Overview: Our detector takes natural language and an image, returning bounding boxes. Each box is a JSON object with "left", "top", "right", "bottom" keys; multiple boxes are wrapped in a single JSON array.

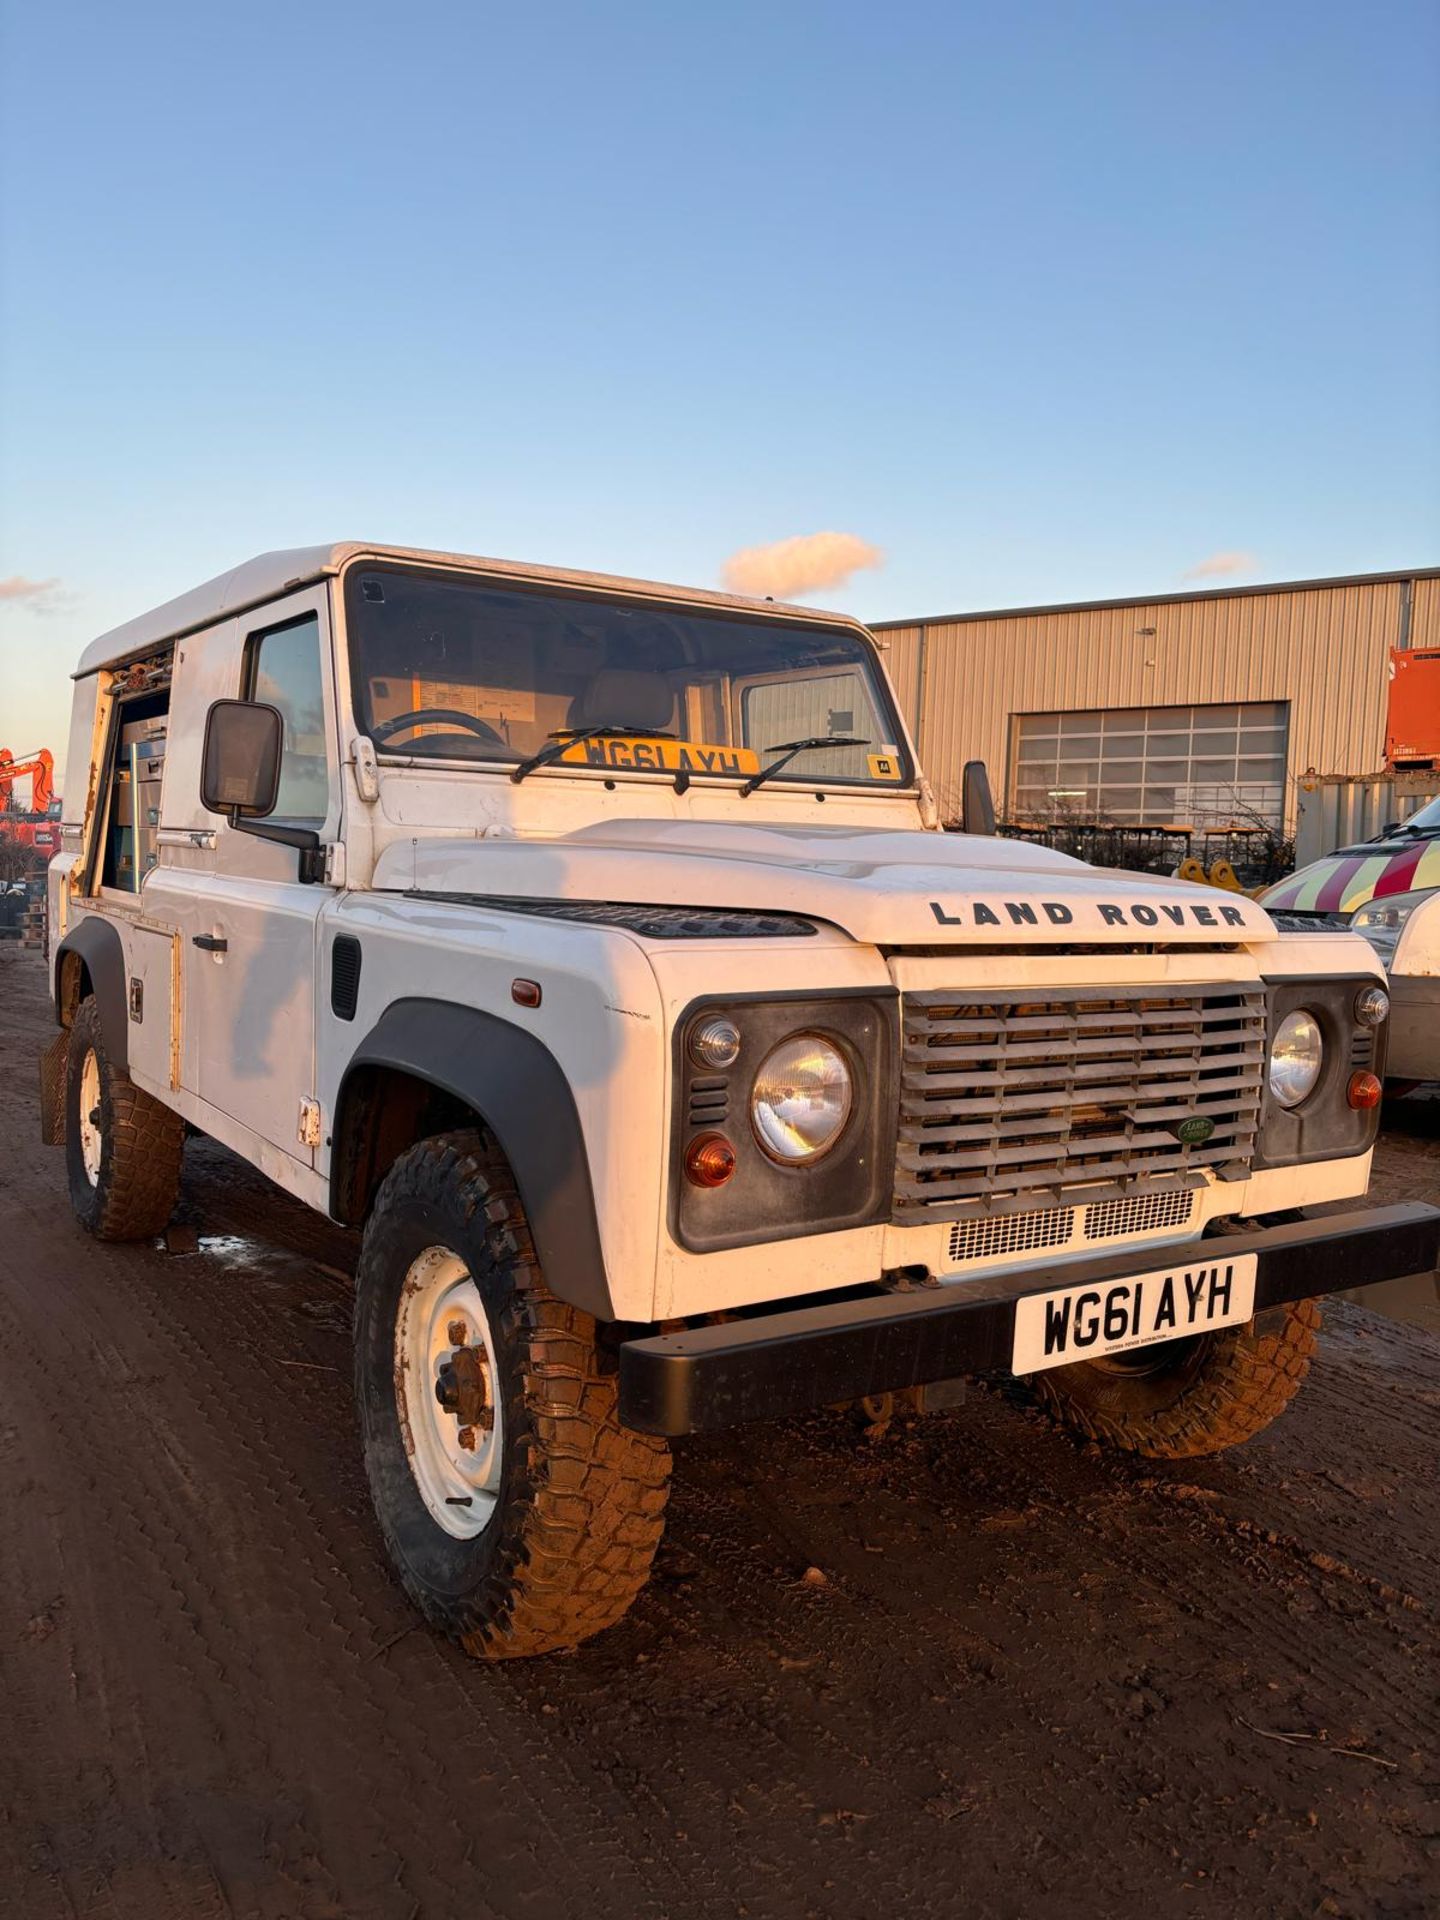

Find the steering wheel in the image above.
[{"left": 370, "top": 707, "right": 507, "bottom": 748}]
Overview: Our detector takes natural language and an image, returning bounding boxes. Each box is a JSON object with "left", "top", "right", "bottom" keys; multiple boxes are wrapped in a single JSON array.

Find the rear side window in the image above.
[{"left": 246, "top": 615, "right": 329, "bottom": 825}]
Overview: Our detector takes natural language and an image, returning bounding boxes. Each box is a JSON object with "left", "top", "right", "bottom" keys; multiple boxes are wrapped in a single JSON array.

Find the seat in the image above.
[{"left": 568, "top": 668, "right": 674, "bottom": 734}]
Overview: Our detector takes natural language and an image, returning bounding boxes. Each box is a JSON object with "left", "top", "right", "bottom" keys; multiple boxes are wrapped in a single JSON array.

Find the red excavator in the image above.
[{"left": 0, "top": 747, "right": 60, "bottom": 873}]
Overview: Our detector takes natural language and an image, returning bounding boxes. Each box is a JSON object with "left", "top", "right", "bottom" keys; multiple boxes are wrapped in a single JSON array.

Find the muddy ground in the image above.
[{"left": 1, "top": 945, "right": 1437, "bottom": 1920}]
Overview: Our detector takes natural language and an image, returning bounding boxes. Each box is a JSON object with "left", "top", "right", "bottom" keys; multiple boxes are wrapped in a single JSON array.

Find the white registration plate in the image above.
[{"left": 1011, "top": 1253, "right": 1258, "bottom": 1374}]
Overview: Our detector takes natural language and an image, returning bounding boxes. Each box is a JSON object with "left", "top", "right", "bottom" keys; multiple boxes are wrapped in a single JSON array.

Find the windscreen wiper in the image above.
[
  {"left": 738, "top": 735, "right": 871, "bottom": 798},
  {"left": 1364, "top": 817, "right": 1440, "bottom": 843},
  {"left": 511, "top": 724, "right": 676, "bottom": 784}
]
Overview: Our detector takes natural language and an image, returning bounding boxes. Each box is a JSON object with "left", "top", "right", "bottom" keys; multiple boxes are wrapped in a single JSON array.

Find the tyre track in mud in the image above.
[
  {"left": 0, "top": 1147, "right": 697, "bottom": 1920},
  {"left": 3, "top": 947, "right": 1439, "bottom": 1920}
]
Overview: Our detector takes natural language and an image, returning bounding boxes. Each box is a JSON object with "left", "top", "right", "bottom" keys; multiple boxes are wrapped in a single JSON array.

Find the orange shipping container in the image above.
[{"left": 1388, "top": 647, "right": 1440, "bottom": 770}]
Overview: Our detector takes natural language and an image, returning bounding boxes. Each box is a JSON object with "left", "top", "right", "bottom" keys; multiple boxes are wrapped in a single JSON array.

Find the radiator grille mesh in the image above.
[
  {"left": 900, "top": 984, "right": 1265, "bottom": 1222},
  {"left": 1083, "top": 1189, "right": 1196, "bottom": 1240},
  {"left": 948, "top": 1207, "right": 1075, "bottom": 1264},
  {"left": 945, "top": 1188, "right": 1199, "bottom": 1266}
]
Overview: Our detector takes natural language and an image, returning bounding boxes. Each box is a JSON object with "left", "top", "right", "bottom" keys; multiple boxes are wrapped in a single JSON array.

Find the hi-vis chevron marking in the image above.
[{"left": 1263, "top": 839, "right": 1440, "bottom": 914}]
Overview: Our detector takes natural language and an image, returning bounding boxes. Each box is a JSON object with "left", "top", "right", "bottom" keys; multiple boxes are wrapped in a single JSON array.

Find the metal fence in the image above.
[{"left": 997, "top": 821, "right": 1292, "bottom": 887}]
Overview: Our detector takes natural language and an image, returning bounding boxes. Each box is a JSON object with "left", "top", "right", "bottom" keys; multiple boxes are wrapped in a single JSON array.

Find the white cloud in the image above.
[
  {"left": 0, "top": 575, "right": 67, "bottom": 613},
  {"left": 721, "top": 531, "right": 884, "bottom": 601},
  {"left": 1181, "top": 550, "right": 1259, "bottom": 582}
]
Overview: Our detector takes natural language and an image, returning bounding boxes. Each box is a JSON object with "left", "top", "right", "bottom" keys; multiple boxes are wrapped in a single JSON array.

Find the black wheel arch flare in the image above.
[
  {"left": 53, "top": 916, "right": 130, "bottom": 1072},
  {"left": 332, "top": 997, "right": 613, "bottom": 1320}
]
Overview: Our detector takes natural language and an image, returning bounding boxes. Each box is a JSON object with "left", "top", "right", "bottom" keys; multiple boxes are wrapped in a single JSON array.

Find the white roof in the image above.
[{"left": 77, "top": 541, "right": 857, "bottom": 675}]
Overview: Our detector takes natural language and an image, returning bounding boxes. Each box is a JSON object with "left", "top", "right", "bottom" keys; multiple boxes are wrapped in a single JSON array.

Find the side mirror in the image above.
[
  {"left": 961, "top": 759, "right": 997, "bottom": 836},
  {"left": 201, "top": 700, "right": 283, "bottom": 818}
]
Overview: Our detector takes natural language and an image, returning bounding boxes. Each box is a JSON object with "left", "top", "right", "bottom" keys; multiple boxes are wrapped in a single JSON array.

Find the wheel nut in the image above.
[
  {"left": 446, "top": 1319, "right": 468, "bottom": 1347},
  {"left": 457, "top": 1425, "right": 477, "bottom": 1451}
]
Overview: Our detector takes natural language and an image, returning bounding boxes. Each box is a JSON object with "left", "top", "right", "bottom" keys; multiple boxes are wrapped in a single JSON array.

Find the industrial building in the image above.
[{"left": 874, "top": 567, "right": 1440, "bottom": 837}]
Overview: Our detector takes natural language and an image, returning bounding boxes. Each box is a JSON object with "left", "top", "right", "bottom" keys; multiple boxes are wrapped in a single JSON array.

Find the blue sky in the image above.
[{"left": 3, "top": 0, "right": 1438, "bottom": 787}]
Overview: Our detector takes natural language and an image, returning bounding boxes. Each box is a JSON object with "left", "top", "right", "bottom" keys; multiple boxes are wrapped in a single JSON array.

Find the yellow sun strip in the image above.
[{"left": 556, "top": 735, "right": 761, "bottom": 776}]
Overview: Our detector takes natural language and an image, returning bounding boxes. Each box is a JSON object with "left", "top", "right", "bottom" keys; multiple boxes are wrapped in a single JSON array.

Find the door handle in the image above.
[{"left": 192, "top": 934, "right": 228, "bottom": 952}]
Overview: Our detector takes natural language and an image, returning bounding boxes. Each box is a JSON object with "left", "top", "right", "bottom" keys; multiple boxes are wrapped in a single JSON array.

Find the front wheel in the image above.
[
  {"left": 1027, "top": 1299, "right": 1321, "bottom": 1458},
  {"left": 354, "top": 1130, "right": 671, "bottom": 1658}
]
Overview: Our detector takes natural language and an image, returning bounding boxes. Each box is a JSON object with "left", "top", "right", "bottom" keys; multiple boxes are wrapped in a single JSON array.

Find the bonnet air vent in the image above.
[{"left": 331, "top": 935, "right": 362, "bottom": 1021}]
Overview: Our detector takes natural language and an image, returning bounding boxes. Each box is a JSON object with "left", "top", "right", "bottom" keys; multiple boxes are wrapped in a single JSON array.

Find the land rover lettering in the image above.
[{"left": 928, "top": 897, "right": 1251, "bottom": 931}]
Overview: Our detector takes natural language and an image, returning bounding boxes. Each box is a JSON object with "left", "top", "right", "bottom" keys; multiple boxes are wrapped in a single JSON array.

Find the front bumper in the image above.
[{"left": 618, "top": 1203, "right": 1440, "bottom": 1436}]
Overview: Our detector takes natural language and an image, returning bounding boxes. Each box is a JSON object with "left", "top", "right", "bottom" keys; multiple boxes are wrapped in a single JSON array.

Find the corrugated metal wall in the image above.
[
  {"left": 1410, "top": 574, "right": 1440, "bottom": 649},
  {"left": 873, "top": 627, "right": 923, "bottom": 725},
  {"left": 876, "top": 575, "right": 1438, "bottom": 826}
]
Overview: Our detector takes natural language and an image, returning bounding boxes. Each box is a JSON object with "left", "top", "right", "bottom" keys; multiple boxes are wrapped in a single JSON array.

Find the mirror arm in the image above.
[
  {"left": 961, "top": 759, "right": 997, "bottom": 837},
  {"left": 228, "top": 812, "right": 326, "bottom": 882}
]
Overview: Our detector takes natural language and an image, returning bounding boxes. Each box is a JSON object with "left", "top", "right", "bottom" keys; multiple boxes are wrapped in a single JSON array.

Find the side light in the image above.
[
  {"left": 689, "top": 1017, "right": 742, "bottom": 1070},
  {"left": 1346, "top": 1070, "right": 1383, "bottom": 1111},
  {"left": 685, "top": 1133, "right": 737, "bottom": 1188},
  {"left": 1353, "top": 984, "right": 1390, "bottom": 1027}
]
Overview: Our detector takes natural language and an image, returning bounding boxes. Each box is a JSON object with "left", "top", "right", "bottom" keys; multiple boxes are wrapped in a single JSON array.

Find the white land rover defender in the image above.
[{"left": 42, "top": 544, "right": 1440, "bottom": 1658}]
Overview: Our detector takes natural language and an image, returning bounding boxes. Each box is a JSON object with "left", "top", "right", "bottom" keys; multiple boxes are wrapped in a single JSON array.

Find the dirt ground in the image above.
[{"left": 2, "top": 945, "right": 1437, "bottom": 1920}]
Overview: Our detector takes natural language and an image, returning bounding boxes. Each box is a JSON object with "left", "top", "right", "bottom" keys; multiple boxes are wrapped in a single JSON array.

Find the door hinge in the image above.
[
  {"left": 351, "top": 734, "right": 380, "bottom": 804},
  {"left": 297, "top": 1098, "right": 323, "bottom": 1149}
]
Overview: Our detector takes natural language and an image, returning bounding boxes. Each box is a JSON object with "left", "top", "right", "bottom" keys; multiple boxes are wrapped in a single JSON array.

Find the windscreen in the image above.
[
  {"left": 344, "top": 566, "right": 911, "bottom": 789},
  {"left": 1397, "top": 793, "right": 1440, "bottom": 834}
]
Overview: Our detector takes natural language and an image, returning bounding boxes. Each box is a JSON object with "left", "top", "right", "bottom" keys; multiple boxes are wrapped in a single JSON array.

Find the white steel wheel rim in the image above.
[
  {"left": 79, "top": 1048, "right": 103, "bottom": 1185},
  {"left": 394, "top": 1246, "right": 503, "bottom": 1540}
]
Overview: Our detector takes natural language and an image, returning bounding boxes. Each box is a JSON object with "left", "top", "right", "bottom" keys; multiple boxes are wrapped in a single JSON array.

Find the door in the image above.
[{"left": 177, "top": 592, "right": 339, "bottom": 1164}]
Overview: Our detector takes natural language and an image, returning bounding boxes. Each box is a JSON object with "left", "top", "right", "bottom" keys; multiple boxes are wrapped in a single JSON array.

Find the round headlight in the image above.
[
  {"left": 751, "top": 1033, "right": 853, "bottom": 1163},
  {"left": 1269, "top": 1009, "right": 1323, "bottom": 1109}
]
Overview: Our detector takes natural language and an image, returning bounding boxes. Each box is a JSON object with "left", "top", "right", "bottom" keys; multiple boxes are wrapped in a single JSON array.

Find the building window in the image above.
[{"left": 1009, "top": 700, "right": 1289, "bottom": 829}]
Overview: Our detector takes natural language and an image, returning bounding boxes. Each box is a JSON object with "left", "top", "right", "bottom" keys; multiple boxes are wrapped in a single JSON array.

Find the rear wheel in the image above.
[
  {"left": 1028, "top": 1299, "right": 1321, "bottom": 1458},
  {"left": 65, "top": 997, "right": 185, "bottom": 1240},
  {"left": 354, "top": 1129, "right": 671, "bottom": 1658}
]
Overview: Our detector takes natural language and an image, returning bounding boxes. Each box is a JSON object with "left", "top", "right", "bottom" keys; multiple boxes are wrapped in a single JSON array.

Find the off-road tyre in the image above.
[
  {"left": 354, "top": 1129, "right": 671, "bottom": 1658},
  {"left": 1028, "top": 1300, "right": 1321, "bottom": 1459},
  {"left": 65, "top": 996, "right": 185, "bottom": 1240}
]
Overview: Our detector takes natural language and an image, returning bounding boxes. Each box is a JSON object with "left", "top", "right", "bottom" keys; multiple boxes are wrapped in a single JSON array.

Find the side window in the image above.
[{"left": 246, "top": 615, "right": 330, "bottom": 826}]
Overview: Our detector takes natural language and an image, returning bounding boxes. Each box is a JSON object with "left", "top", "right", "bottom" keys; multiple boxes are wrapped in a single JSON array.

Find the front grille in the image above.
[
  {"left": 945, "top": 1189, "right": 1198, "bottom": 1266},
  {"left": 897, "top": 985, "right": 1266, "bottom": 1221}
]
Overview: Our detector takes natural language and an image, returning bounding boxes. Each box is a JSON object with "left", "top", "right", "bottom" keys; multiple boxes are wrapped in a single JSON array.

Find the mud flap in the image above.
[{"left": 39, "top": 1029, "right": 68, "bottom": 1145}]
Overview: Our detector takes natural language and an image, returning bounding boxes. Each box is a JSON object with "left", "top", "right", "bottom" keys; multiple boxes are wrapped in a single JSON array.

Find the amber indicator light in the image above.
[
  {"left": 511, "top": 979, "right": 542, "bottom": 1008},
  {"left": 1346, "top": 1070, "right": 1382, "bottom": 1111},
  {"left": 685, "top": 1133, "right": 737, "bottom": 1188}
]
